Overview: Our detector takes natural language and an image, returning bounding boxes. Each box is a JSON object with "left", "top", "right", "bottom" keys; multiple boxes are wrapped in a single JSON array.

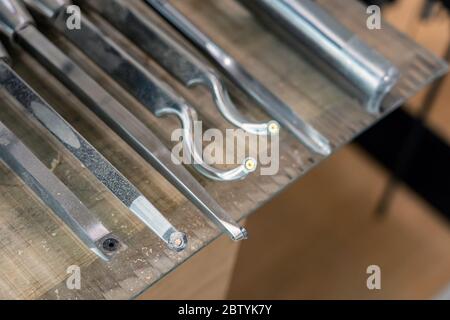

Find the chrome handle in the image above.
[
  {"left": 189, "top": 71, "right": 280, "bottom": 136},
  {"left": 156, "top": 103, "right": 257, "bottom": 182}
]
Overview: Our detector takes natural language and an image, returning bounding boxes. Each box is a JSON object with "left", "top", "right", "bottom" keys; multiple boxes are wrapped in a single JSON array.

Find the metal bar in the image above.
[
  {"left": 144, "top": 0, "right": 332, "bottom": 156},
  {"left": 0, "top": 1, "right": 187, "bottom": 251},
  {"left": 239, "top": 0, "right": 400, "bottom": 114},
  {"left": 0, "top": 117, "right": 120, "bottom": 261}
]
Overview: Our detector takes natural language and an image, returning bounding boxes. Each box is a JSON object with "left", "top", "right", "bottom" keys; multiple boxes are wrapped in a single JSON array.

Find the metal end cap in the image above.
[{"left": 168, "top": 231, "right": 188, "bottom": 252}]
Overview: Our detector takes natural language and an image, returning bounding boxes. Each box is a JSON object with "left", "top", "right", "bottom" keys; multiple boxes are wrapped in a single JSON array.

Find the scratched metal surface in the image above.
[{"left": 0, "top": 0, "right": 446, "bottom": 299}]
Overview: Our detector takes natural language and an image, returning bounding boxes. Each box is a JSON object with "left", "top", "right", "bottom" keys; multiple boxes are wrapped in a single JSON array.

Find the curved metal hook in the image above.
[
  {"left": 82, "top": 0, "right": 279, "bottom": 136},
  {"left": 155, "top": 103, "right": 257, "bottom": 182},
  {"left": 188, "top": 71, "right": 280, "bottom": 136}
]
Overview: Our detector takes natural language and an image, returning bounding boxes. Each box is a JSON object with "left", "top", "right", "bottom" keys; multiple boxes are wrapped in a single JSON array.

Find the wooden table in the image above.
[{"left": 0, "top": 0, "right": 446, "bottom": 299}]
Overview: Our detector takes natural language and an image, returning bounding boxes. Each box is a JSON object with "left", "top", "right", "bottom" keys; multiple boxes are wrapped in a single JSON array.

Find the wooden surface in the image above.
[
  {"left": 0, "top": 0, "right": 446, "bottom": 299},
  {"left": 140, "top": 232, "right": 243, "bottom": 300}
]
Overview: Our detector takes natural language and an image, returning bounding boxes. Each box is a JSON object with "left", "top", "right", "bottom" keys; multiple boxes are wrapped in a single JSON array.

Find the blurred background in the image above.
[{"left": 142, "top": 0, "right": 450, "bottom": 300}]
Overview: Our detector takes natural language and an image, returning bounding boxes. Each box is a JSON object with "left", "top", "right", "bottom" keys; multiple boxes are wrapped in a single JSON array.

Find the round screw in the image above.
[
  {"left": 244, "top": 158, "right": 257, "bottom": 172},
  {"left": 268, "top": 121, "right": 280, "bottom": 135},
  {"left": 169, "top": 232, "right": 187, "bottom": 252},
  {"left": 102, "top": 238, "right": 120, "bottom": 252}
]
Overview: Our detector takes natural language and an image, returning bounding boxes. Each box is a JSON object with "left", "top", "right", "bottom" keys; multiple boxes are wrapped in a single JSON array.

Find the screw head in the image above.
[
  {"left": 268, "top": 121, "right": 280, "bottom": 135},
  {"left": 102, "top": 238, "right": 120, "bottom": 252},
  {"left": 244, "top": 158, "right": 257, "bottom": 172},
  {"left": 169, "top": 232, "right": 187, "bottom": 252}
]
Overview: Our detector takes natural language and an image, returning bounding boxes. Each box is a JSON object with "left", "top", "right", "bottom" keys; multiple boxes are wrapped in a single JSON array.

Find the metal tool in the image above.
[
  {"left": 0, "top": 121, "right": 121, "bottom": 261},
  {"left": 84, "top": 0, "right": 279, "bottom": 137},
  {"left": 0, "top": 102, "right": 119, "bottom": 260},
  {"left": 1, "top": 0, "right": 247, "bottom": 241},
  {"left": 239, "top": 0, "right": 400, "bottom": 114},
  {"left": 0, "top": 8, "right": 187, "bottom": 252},
  {"left": 26, "top": 0, "right": 257, "bottom": 182},
  {"left": 144, "top": 0, "right": 331, "bottom": 156}
]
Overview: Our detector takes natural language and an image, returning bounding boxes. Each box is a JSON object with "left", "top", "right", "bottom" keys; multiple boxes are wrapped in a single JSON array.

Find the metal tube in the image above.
[{"left": 240, "top": 0, "right": 400, "bottom": 113}]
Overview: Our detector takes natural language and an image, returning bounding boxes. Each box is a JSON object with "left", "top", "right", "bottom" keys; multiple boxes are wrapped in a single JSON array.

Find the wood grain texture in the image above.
[{"left": 0, "top": 0, "right": 446, "bottom": 299}]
